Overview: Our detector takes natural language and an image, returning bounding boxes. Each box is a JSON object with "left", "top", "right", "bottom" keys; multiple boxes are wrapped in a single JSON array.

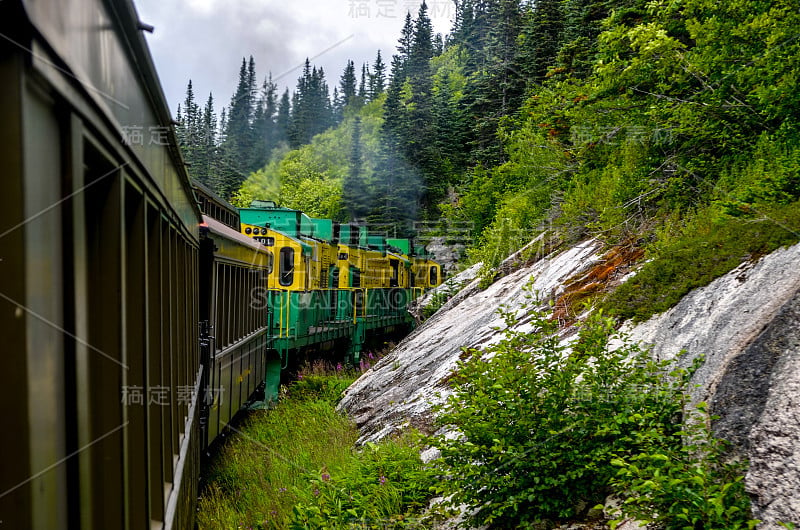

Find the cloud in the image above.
[{"left": 135, "top": 0, "right": 453, "bottom": 113}]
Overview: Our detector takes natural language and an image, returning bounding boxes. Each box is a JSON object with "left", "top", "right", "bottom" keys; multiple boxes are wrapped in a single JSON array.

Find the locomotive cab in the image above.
[{"left": 240, "top": 221, "right": 311, "bottom": 291}]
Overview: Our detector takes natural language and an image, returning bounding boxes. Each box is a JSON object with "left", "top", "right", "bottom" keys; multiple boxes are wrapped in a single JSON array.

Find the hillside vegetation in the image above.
[{"left": 200, "top": 0, "right": 799, "bottom": 321}]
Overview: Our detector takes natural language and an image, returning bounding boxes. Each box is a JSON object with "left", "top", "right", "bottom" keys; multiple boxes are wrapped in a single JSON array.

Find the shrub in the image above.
[
  {"left": 430, "top": 295, "right": 754, "bottom": 528},
  {"left": 608, "top": 404, "right": 757, "bottom": 530},
  {"left": 422, "top": 278, "right": 466, "bottom": 318},
  {"left": 602, "top": 201, "right": 800, "bottom": 322}
]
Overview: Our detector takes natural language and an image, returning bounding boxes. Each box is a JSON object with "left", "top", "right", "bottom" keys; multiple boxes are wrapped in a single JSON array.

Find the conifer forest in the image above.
[{"left": 176, "top": 0, "right": 800, "bottom": 317}]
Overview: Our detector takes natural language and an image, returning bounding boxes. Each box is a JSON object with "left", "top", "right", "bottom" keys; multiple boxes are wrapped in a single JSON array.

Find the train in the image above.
[
  {"left": 194, "top": 183, "right": 442, "bottom": 448},
  {"left": 0, "top": 1, "right": 441, "bottom": 529}
]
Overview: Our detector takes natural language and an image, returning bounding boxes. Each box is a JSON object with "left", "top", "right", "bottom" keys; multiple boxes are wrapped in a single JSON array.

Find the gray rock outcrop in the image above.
[
  {"left": 339, "top": 238, "right": 604, "bottom": 442},
  {"left": 621, "top": 243, "right": 800, "bottom": 525},
  {"left": 339, "top": 239, "right": 800, "bottom": 527}
]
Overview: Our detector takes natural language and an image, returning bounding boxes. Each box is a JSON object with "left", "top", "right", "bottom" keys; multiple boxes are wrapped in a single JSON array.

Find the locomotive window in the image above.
[
  {"left": 279, "top": 247, "right": 294, "bottom": 286},
  {"left": 429, "top": 266, "right": 438, "bottom": 286},
  {"left": 390, "top": 260, "right": 399, "bottom": 287}
]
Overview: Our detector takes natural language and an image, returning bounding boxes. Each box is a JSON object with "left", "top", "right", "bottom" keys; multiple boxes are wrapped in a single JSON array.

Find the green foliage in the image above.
[
  {"left": 432, "top": 301, "right": 695, "bottom": 527},
  {"left": 197, "top": 393, "right": 358, "bottom": 528},
  {"left": 290, "top": 433, "right": 436, "bottom": 529},
  {"left": 608, "top": 404, "right": 758, "bottom": 530},
  {"left": 421, "top": 277, "right": 466, "bottom": 319},
  {"left": 441, "top": 0, "right": 800, "bottom": 312},
  {"left": 603, "top": 200, "right": 800, "bottom": 322},
  {"left": 430, "top": 296, "right": 754, "bottom": 528},
  {"left": 237, "top": 102, "right": 385, "bottom": 219},
  {"left": 197, "top": 371, "right": 435, "bottom": 530},
  {"left": 289, "top": 374, "right": 356, "bottom": 404}
]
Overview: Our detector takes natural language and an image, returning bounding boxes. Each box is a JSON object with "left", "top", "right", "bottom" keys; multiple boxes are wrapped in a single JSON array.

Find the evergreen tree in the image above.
[
  {"left": 432, "top": 72, "right": 468, "bottom": 177},
  {"left": 397, "top": 12, "right": 415, "bottom": 61},
  {"left": 368, "top": 50, "right": 386, "bottom": 100},
  {"left": 276, "top": 88, "right": 291, "bottom": 146},
  {"left": 178, "top": 80, "right": 203, "bottom": 181},
  {"left": 289, "top": 59, "right": 334, "bottom": 147},
  {"left": 199, "top": 92, "right": 217, "bottom": 187},
  {"left": 558, "top": 0, "right": 612, "bottom": 77},
  {"left": 433, "top": 33, "right": 444, "bottom": 55},
  {"left": 406, "top": 1, "right": 440, "bottom": 208},
  {"left": 358, "top": 63, "right": 368, "bottom": 102},
  {"left": 251, "top": 75, "right": 278, "bottom": 170},
  {"left": 343, "top": 117, "right": 370, "bottom": 220},
  {"left": 222, "top": 56, "right": 258, "bottom": 192},
  {"left": 458, "top": 0, "right": 525, "bottom": 166},
  {"left": 332, "top": 86, "right": 343, "bottom": 124},
  {"left": 451, "top": 0, "right": 476, "bottom": 46},
  {"left": 519, "top": 0, "right": 565, "bottom": 84},
  {"left": 409, "top": 1, "right": 434, "bottom": 76},
  {"left": 339, "top": 60, "right": 357, "bottom": 108}
]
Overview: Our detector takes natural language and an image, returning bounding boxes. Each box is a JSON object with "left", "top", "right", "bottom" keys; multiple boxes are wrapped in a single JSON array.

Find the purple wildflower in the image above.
[
  {"left": 278, "top": 487, "right": 287, "bottom": 493},
  {"left": 313, "top": 488, "right": 320, "bottom": 496},
  {"left": 379, "top": 475, "right": 387, "bottom": 485},
  {"left": 321, "top": 472, "right": 331, "bottom": 482}
]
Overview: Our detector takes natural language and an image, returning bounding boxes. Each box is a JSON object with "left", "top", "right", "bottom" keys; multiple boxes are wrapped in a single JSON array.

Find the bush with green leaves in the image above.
[
  {"left": 602, "top": 199, "right": 800, "bottom": 322},
  {"left": 422, "top": 278, "right": 467, "bottom": 319},
  {"left": 430, "top": 298, "right": 754, "bottom": 528},
  {"left": 608, "top": 403, "right": 757, "bottom": 530}
]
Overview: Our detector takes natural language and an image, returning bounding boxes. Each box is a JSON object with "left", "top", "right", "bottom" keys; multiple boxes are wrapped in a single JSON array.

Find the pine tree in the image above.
[
  {"left": 410, "top": 1, "right": 434, "bottom": 76},
  {"left": 519, "top": 0, "right": 564, "bottom": 84},
  {"left": 559, "top": 0, "right": 611, "bottom": 77},
  {"left": 199, "top": 92, "right": 217, "bottom": 187},
  {"left": 358, "top": 63, "right": 368, "bottom": 102},
  {"left": 407, "top": 1, "right": 440, "bottom": 208},
  {"left": 178, "top": 80, "right": 202, "bottom": 181},
  {"left": 175, "top": 103, "right": 184, "bottom": 144},
  {"left": 339, "top": 60, "right": 357, "bottom": 108},
  {"left": 224, "top": 56, "right": 257, "bottom": 185},
  {"left": 343, "top": 117, "right": 370, "bottom": 220},
  {"left": 289, "top": 59, "right": 334, "bottom": 147},
  {"left": 251, "top": 75, "right": 278, "bottom": 171},
  {"left": 332, "top": 86, "right": 343, "bottom": 124},
  {"left": 397, "top": 12, "right": 415, "bottom": 61},
  {"left": 457, "top": 0, "right": 525, "bottom": 166},
  {"left": 288, "top": 60, "right": 312, "bottom": 148},
  {"left": 433, "top": 33, "right": 444, "bottom": 55},
  {"left": 369, "top": 50, "right": 386, "bottom": 100},
  {"left": 276, "top": 88, "right": 291, "bottom": 146},
  {"left": 452, "top": 0, "right": 474, "bottom": 43}
]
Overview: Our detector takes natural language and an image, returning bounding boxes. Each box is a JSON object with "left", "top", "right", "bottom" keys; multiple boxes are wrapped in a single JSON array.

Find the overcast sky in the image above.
[{"left": 134, "top": 0, "right": 455, "bottom": 116}]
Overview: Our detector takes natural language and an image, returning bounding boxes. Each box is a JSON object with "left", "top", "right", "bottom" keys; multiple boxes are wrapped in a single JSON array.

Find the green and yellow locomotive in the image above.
[{"left": 235, "top": 200, "right": 443, "bottom": 373}]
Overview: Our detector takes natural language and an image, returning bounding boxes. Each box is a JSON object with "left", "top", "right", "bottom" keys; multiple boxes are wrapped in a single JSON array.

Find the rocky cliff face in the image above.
[
  {"left": 619, "top": 243, "right": 800, "bottom": 524},
  {"left": 339, "top": 238, "right": 604, "bottom": 442},
  {"left": 338, "top": 240, "right": 800, "bottom": 527},
  {"left": 424, "top": 236, "right": 467, "bottom": 276}
]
